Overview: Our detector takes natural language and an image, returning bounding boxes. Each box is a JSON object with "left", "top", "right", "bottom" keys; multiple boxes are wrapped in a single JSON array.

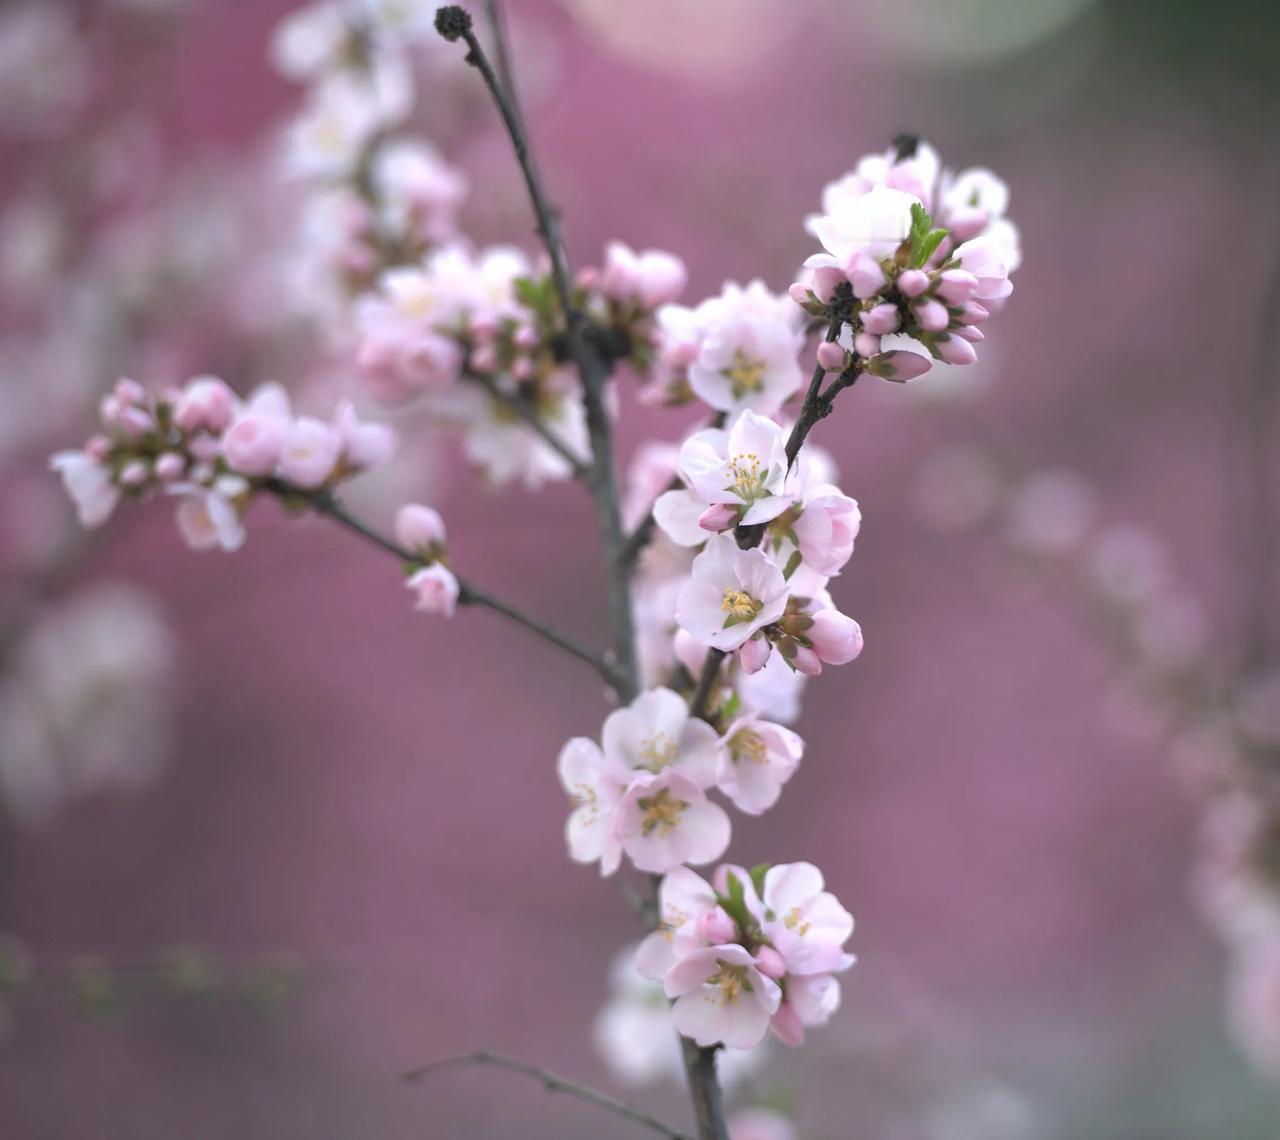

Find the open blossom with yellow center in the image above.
[
  {"left": 677, "top": 535, "right": 789, "bottom": 652},
  {"left": 639, "top": 731, "right": 679, "bottom": 771},
  {"left": 602, "top": 687, "right": 723, "bottom": 788},
  {"left": 637, "top": 786, "right": 688, "bottom": 837},
  {"left": 618, "top": 770, "right": 731, "bottom": 874},
  {"left": 722, "top": 587, "right": 762, "bottom": 623},
  {"left": 721, "top": 348, "right": 768, "bottom": 400},
  {"left": 717, "top": 716, "right": 804, "bottom": 815},
  {"left": 663, "top": 943, "right": 781, "bottom": 1049}
]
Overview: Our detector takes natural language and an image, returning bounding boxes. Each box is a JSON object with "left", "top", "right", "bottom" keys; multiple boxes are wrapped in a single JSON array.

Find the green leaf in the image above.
[
  {"left": 718, "top": 690, "right": 741, "bottom": 722},
  {"left": 782, "top": 550, "right": 802, "bottom": 581},
  {"left": 907, "top": 201, "right": 950, "bottom": 268},
  {"left": 749, "top": 863, "right": 770, "bottom": 895},
  {"left": 714, "top": 871, "right": 754, "bottom": 937}
]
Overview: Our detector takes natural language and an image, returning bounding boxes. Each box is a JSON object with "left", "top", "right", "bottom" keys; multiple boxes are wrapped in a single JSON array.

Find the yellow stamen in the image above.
[
  {"left": 721, "top": 349, "right": 767, "bottom": 399},
  {"left": 637, "top": 787, "right": 687, "bottom": 837}
]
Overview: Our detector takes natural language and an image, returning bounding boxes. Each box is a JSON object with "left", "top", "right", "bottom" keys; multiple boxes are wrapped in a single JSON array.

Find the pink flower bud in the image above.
[
  {"left": 154, "top": 453, "right": 185, "bottom": 482},
  {"left": 754, "top": 946, "right": 787, "bottom": 979},
  {"left": 699, "top": 907, "right": 738, "bottom": 945},
  {"left": 114, "top": 377, "right": 147, "bottom": 406},
  {"left": 935, "top": 269, "right": 978, "bottom": 305},
  {"left": 847, "top": 252, "right": 886, "bottom": 299},
  {"left": 85, "top": 435, "right": 112, "bottom": 462},
  {"left": 698, "top": 503, "right": 738, "bottom": 532},
  {"left": 938, "top": 335, "right": 978, "bottom": 365},
  {"left": 869, "top": 350, "right": 932, "bottom": 382},
  {"left": 513, "top": 324, "right": 539, "bottom": 350},
  {"left": 789, "top": 644, "right": 823, "bottom": 676},
  {"left": 406, "top": 564, "right": 459, "bottom": 617},
  {"left": 809, "top": 608, "right": 863, "bottom": 665},
  {"left": 737, "top": 635, "right": 772, "bottom": 675},
  {"left": 469, "top": 313, "right": 499, "bottom": 342},
  {"left": 959, "top": 300, "right": 990, "bottom": 326},
  {"left": 860, "top": 303, "right": 900, "bottom": 336},
  {"left": 222, "top": 415, "right": 284, "bottom": 477},
  {"left": 953, "top": 324, "right": 985, "bottom": 343},
  {"left": 470, "top": 344, "right": 498, "bottom": 374},
  {"left": 815, "top": 341, "right": 846, "bottom": 372},
  {"left": 395, "top": 503, "right": 446, "bottom": 552},
  {"left": 853, "top": 332, "right": 881, "bottom": 358},
  {"left": 897, "top": 268, "right": 930, "bottom": 298},
  {"left": 174, "top": 376, "right": 234, "bottom": 433},
  {"left": 788, "top": 281, "right": 813, "bottom": 305},
  {"left": 811, "top": 266, "right": 844, "bottom": 303},
  {"left": 511, "top": 356, "right": 534, "bottom": 381},
  {"left": 914, "top": 299, "right": 950, "bottom": 332},
  {"left": 119, "top": 459, "right": 149, "bottom": 487},
  {"left": 673, "top": 629, "right": 709, "bottom": 676},
  {"left": 636, "top": 253, "right": 687, "bottom": 309}
]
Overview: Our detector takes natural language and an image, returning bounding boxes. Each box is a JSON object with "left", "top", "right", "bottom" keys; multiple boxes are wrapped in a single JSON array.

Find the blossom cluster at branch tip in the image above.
[
  {"left": 793, "top": 139, "right": 1019, "bottom": 383},
  {"left": 50, "top": 375, "right": 395, "bottom": 552},
  {"left": 636, "top": 863, "right": 855, "bottom": 1050}
]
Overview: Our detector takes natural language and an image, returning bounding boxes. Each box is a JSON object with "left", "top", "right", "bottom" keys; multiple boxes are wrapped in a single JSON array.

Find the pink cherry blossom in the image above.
[
  {"left": 278, "top": 416, "right": 343, "bottom": 487},
  {"left": 172, "top": 483, "right": 246, "bottom": 553},
  {"left": 673, "top": 410, "right": 794, "bottom": 529},
  {"left": 676, "top": 535, "right": 790, "bottom": 652},
  {"left": 406, "top": 563, "right": 459, "bottom": 616},
  {"left": 793, "top": 485, "right": 860, "bottom": 576},
  {"left": 557, "top": 737, "right": 623, "bottom": 877},
  {"left": 601, "top": 687, "right": 725, "bottom": 789},
  {"left": 616, "top": 769, "right": 731, "bottom": 873},
  {"left": 664, "top": 944, "right": 781, "bottom": 1048},
  {"left": 48, "top": 451, "right": 119, "bottom": 527},
  {"left": 717, "top": 716, "right": 804, "bottom": 815}
]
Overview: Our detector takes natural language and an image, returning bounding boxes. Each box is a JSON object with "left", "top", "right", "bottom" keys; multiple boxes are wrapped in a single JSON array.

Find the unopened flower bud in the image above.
[
  {"left": 937, "top": 335, "right": 978, "bottom": 365},
  {"left": 754, "top": 945, "right": 787, "bottom": 979},
  {"left": 816, "top": 341, "right": 846, "bottom": 372},
  {"left": 118, "top": 459, "right": 149, "bottom": 487},
  {"left": 737, "top": 635, "right": 772, "bottom": 675},
  {"left": 154, "top": 453, "right": 185, "bottom": 482},
  {"left": 853, "top": 332, "right": 880, "bottom": 358},
  {"left": 860, "top": 303, "right": 900, "bottom": 336},
  {"left": 698, "top": 503, "right": 737, "bottom": 532},
  {"left": 914, "top": 299, "right": 950, "bottom": 332},
  {"left": 868, "top": 350, "right": 932, "bottom": 382},
  {"left": 935, "top": 269, "right": 978, "bottom": 305},
  {"left": 809, "top": 608, "right": 863, "bottom": 665},
  {"left": 395, "top": 503, "right": 446, "bottom": 553},
  {"left": 699, "top": 907, "right": 738, "bottom": 945},
  {"left": 897, "top": 268, "right": 930, "bottom": 298}
]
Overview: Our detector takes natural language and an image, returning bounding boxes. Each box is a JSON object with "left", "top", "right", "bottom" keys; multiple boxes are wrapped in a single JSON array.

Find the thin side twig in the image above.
[
  {"left": 404, "top": 1050, "right": 692, "bottom": 1140},
  {"left": 267, "top": 483, "right": 620, "bottom": 689}
]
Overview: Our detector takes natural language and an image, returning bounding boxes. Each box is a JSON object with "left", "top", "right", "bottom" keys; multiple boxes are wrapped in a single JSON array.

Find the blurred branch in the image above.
[
  {"left": 267, "top": 484, "right": 622, "bottom": 690},
  {"left": 1234, "top": 241, "right": 1280, "bottom": 672},
  {"left": 404, "top": 1050, "right": 692, "bottom": 1140},
  {"left": 437, "top": 7, "right": 640, "bottom": 702},
  {"left": 467, "top": 371, "right": 590, "bottom": 477}
]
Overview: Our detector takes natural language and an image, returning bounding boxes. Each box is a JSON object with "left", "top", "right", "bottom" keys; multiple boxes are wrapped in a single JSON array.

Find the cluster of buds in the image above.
[
  {"left": 636, "top": 863, "right": 855, "bottom": 1050},
  {"left": 50, "top": 375, "right": 395, "bottom": 551},
  {"left": 354, "top": 238, "right": 687, "bottom": 487},
  {"left": 794, "top": 139, "right": 1017, "bottom": 382}
]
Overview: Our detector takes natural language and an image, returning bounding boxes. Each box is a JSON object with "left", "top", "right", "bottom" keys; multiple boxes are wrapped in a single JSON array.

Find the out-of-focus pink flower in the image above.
[{"left": 406, "top": 563, "right": 459, "bottom": 616}]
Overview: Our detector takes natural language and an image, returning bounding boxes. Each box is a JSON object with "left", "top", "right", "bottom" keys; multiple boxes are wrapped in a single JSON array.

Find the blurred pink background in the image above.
[{"left": 2, "top": 1, "right": 1278, "bottom": 1137}]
